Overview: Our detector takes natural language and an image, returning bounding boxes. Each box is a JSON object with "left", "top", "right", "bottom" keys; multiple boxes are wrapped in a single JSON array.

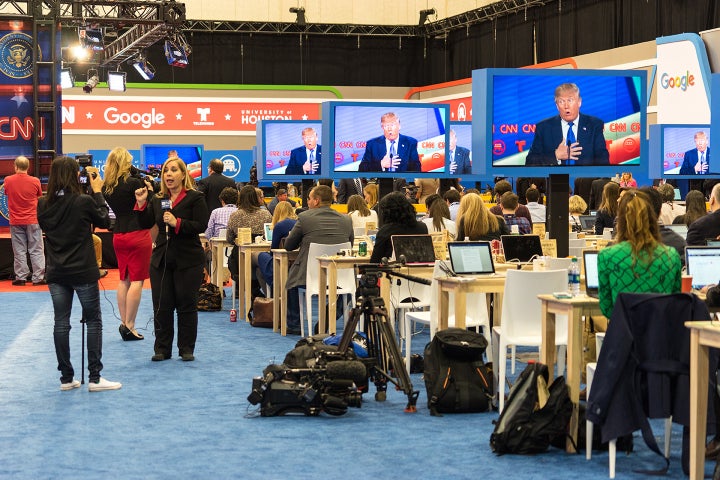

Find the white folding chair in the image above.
[
  {"left": 298, "top": 242, "right": 355, "bottom": 338},
  {"left": 492, "top": 269, "right": 569, "bottom": 413},
  {"left": 403, "top": 261, "right": 491, "bottom": 371}
]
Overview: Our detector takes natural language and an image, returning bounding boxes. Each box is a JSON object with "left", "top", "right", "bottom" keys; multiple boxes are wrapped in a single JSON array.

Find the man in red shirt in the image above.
[{"left": 4, "top": 156, "right": 45, "bottom": 285}]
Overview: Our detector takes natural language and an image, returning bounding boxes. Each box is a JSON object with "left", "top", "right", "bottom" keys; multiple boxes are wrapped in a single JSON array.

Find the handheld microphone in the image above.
[{"left": 160, "top": 199, "right": 172, "bottom": 234}]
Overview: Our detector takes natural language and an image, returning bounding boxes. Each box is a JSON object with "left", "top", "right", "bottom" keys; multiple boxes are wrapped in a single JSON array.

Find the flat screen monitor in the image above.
[
  {"left": 448, "top": 121, "right": 473, "bottom": 175},
  {"left": 322, "top": 101, "right": 450, "bottom": 178},
  {"left": 685, "top": 246, "right": 720, "bottom": 289},
  {"left": 648, "top": 124, "right": 711, "bottom": 179},
  {"left": 664, "top": 224, "right": 688, "bottom": 239},
  {"left": 501, "top": 234, "right": 544, "bottom": 263},
  {"left": 256, "top": 120, "right": 323, "bottom": 182},
  {"left": 583, "top": 250, "right": 600, "bottom": 298},
  {"left": 142, "top": 144, "right": 203, "bottom": 180},
  {"left": 391, "top": 235, "right": 437, "bottom": 265},
  {"left": 448, "top": 241, "right": 495, "bottom": 275},
  {"left": 472, "top": 68, "right": 648, "bottom": 177}
]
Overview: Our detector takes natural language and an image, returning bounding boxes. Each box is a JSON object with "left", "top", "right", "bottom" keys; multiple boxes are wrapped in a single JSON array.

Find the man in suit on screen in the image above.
[
  {"left": 358, "top": 112, "right": 420, "bottom": 173},
  {"left": 285, "top": 127, "right": 321, "bottom": 175},
  {"left": 525, "top": 83, "right": 609, "bottom": 166},
  {"left": 679, "top": 131, "right": 710, "bottom": 175},
  {"left": 448, "top": 128, "right": 471, "bottom": 174}
]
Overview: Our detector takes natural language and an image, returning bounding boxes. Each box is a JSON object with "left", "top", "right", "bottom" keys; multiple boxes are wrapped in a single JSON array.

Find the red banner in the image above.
[{"left": 61, "top": 97, "right": 322, "bottom": 134}]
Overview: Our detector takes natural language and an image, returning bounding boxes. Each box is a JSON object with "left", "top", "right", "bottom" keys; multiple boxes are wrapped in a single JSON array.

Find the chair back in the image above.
[
  {"left": 500, "top": 269, "right": 568, "bottom": 341},
  {"left": 305, "top": 242, "right": 353, "bottom": 297}
]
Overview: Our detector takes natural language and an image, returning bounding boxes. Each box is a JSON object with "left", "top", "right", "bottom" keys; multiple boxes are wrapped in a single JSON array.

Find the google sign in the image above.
[{"left": 659, "top": 71, "right": 695, "bottom": 91}]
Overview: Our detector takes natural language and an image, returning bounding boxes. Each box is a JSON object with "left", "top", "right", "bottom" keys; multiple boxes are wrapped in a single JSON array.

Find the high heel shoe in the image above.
[
  {"left": 126, "top": 328, "right": 144, "bottom": 341},
  {"left": 119, "top": 324, "right": 130, "bottom": 340}
]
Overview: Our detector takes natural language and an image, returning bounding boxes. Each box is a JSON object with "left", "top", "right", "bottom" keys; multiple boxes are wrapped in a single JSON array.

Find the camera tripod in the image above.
[{"left": 335, "top": 265, "right": 422, "bottom": 413}]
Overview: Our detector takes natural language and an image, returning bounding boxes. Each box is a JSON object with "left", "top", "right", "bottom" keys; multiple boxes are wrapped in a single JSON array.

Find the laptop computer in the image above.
[
  {"left": 263, "top": 223, "right": 273, "bottom": 242},
  {"left": 447, "top": 241, "right": 495, "bottom": 276},
  {"left": 391, "top": 235, "right": 437, "bottom": 266},
  {"left": 579, "top": 215, "right": 596, "bottom": 232},
  {"left": 665, "top": 224, "right": 688, "bottom": 239},
  {"left": 501, "top": 235, "right": 544, "bottom": 263},
  {"left": 583, "top": 250, "right": 600, "bottom": 298},
  {"left": 685, "top": 246, "right": 720, "bottom": 289}
]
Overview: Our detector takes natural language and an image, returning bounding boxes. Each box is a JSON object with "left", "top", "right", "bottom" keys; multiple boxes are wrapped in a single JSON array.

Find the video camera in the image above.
[
  {"left": 248, "top": 356, "right": 366, "bottom": 416},
  {"left": 130, "top": 166, "right": 161, "bottom": 192},
  {"left": 75, "top": 154, "right": 95, "bottom": 194}
]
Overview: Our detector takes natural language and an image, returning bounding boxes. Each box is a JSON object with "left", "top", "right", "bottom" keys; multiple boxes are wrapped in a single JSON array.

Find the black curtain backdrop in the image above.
[{"left": 62, "top": 0, "right": 720, "bottom": 87}]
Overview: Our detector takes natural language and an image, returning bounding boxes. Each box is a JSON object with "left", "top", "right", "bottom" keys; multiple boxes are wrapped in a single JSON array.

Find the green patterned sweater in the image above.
[{"left": 597, "top": 241, "right": 682, "bottom": 317}]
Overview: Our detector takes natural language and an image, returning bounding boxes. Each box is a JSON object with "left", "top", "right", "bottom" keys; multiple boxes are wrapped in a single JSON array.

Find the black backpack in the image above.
[
  {"left": 490, "top": 362, "right": 573, "bottom": 455},
  {"left": 423, "top": 328, "right": 494, "bottom": 416}
]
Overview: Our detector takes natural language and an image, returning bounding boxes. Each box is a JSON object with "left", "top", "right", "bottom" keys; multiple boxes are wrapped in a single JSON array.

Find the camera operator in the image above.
[
  {"left": 102, "top": 147, "right": 153, "bottom": 342},
  {"left": 38, "top": 156, "right": 121, "bottom": 392}
]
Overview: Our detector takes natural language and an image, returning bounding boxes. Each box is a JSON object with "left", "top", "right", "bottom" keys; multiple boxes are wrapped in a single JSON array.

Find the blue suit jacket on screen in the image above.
[
  {"left": 679, "top": 147, "right": 710, "bottom": 175},
  {"left": 452, "top": 146, "right": 472, "bottom": 174},
  {"left": 358, "top": 134, "right": 420, "bottom": 172},
  {"left": 285, "top": 145, "right": 321, "bottom": 175},
  {"left": 525, "top": 113, "right": 609, "bottom": 166}
]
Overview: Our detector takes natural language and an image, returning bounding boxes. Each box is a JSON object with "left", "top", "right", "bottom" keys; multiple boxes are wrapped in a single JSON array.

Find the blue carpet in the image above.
[{"left": 0, "top": 289, "right": 708, "bottom": 479}]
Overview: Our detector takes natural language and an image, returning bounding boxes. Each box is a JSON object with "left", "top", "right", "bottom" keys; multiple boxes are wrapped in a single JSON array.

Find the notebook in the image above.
[
  {"left": 501, "top": 235, "right": 544, "bottom": 263},
  {"left": 665, "top": 224, "right": 688, "bottom": 239},
  {"left": 579, "top": 215, "right": 596, "bottom": 231},
  {"left": 685, "top": 246, "right": 720, "bottom": 289},
  {"left": 583, "top": 250, "right": 600, "bottom": 298},
  {"left": 447, "top": 241, "right": 495, "bottom": 276},
  {"left": 391, "top": 235, "right": 437, "bottom": 266}
]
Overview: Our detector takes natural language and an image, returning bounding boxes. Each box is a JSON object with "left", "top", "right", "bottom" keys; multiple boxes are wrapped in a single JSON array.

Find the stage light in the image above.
[
  {"left": 130, "top": 55, "right": 155, "bottom": 80},
  {"left": 107, "top": 70, "right": 126, "bottom": 92},
  {"left": 418, "top": 8, "right": 436, "bottom": 26},
  {"left": 60, "top": 68, "right": 74, "bottom": 89},
  {"left": 289, "top": 7, "right": 306, "bottom": 26},
  {"left": 164, "top": 40, "right": 188, "bottom": 68},
  {"left": 83, "top": 69, "right": 99, "bottom": 93},
  {"left": 70, "top": 45, "right": 90, "bottom": 62}
]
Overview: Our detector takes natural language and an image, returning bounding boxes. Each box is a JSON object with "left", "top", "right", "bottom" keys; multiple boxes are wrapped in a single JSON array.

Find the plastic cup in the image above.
[{"left": 681, "top": 275, "right": 693, "bottom": 293}]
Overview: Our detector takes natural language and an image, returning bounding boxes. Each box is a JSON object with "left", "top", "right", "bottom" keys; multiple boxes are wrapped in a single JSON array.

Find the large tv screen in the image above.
[
  {"left": 321, "top": 101, "right": 450, "bottom": 178},
  {"left": 256, "top": 120, "right": 323, "bottom": 182},
  {"left": 449, "top": 121, "right": 473, "bottom": 175},
  {"left": 142, "top": 144, "right": 203, "bottom": 180},
  {"left": 648, "top": 124, "right": 711, "bottom": 178},
  {"left": 472, "top": 68, "right": 648, "bottom": 177}
]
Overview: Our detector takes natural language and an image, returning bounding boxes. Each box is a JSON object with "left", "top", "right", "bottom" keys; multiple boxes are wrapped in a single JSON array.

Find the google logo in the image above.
[{"left": 659, "top": 71, "right": 695, "bottom": 91}]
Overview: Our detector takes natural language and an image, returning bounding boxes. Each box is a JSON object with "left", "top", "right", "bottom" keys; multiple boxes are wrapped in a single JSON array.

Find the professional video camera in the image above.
[
  {"left": 130, "top": 166, "right": 161, "bottom": 192},
  {"left": 247, "top": 358, "right": 366, "bottom": 416},
  {"left": 75, "top": 154, "right": 95, "bottom": 194}
]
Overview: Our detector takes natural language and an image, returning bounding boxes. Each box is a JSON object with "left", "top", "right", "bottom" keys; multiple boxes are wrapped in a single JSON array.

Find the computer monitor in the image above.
[
  {"left": 391, "top": 235, "right": 436, "bottom": 266},
  {"left": 447, "top": 241, "right": 495, "bottom": 275},
  {"left": 685, "top": 246, "right": 720, "bottom": 289},
  {"left": 583, "top": 250, "right": 600, "bottom": 298},
  {"left": 501, "top": 235, "right": 544, "bottom": 263}
]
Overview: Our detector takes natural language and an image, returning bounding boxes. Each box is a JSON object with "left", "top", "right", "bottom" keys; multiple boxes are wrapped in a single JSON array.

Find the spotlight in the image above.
[
  {"left": 418, "top": 8, "right": 436, "bottom": 26},
  {"left": 130, "top": 55, "right": 155, "bottom": 80},
  {"left": 107, "top": 70, "right": 126, "bottom": 92},
  {"left": 289, "top": 7, "right": 306, "bottom": 26},
  {"left": 164, "top": 40, "right": 188, "bottom": 68},
  {"left": 60, "top": 68, "right": 74, "bottom": 89},
  {"left": 83, "top": 69, "right": 99, "bottom": 93}
]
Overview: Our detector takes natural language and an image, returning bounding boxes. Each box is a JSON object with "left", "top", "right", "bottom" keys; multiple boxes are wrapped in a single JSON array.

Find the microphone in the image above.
[
  {"left": 325, "top": 360, "right": 367, "bottom": 384},
  {"left": 380, "top": 256, "right": 389, "bottom": 265},
  {"left": 398, "top": 254, "right": 407, "bottom": 265},
  {"left": 160, "top": 199, "right": 172, "bottom": 234}
]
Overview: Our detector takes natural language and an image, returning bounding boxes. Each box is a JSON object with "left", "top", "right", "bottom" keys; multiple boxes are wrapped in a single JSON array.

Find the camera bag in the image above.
[{"left": 423, "top": 327, "right": 493, "bottom": 415}]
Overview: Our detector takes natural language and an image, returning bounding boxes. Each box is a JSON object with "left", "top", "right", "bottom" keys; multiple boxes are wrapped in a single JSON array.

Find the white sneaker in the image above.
[
  {"left": 60, "top": 379, "right": 81, "bottom": 391},
  {"left": 88, "top": 377, "right": 122, "bottom": 392}
]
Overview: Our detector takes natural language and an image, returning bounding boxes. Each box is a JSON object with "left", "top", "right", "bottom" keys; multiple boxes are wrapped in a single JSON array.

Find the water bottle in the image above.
[{"left": 568, "top": 257, "right": 581, "bottom": 296}]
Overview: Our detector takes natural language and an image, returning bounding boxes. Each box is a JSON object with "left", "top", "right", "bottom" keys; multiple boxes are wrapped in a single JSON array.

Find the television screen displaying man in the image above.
[
  {"left": 679, "top": 131, "right": 710, "bottom": 175},
  {"left": 358, "top": 112, "right": 420, "bottom": 173},
  {"left": 285, "top": 127, "right": 321, "bottom": 175},
  {"left": 448, "top": 128, "right": 471, "bottom": 174},
  {"left": 525, "top": 83, "right": 609, "bottom": 166}
]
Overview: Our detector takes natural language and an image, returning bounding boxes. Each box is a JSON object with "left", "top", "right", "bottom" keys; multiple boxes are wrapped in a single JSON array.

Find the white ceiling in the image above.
[{"left": 185, "top": 0, "right": 498, "bottom": 25}]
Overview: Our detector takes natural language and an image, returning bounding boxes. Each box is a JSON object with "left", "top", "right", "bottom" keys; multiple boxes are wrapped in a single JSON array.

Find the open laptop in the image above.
[
  {"left": 685, "top": 246, "right": 720, "bottom": 289},
  {"left": 665, "top": 224, "right": 688, "bottom": 240},
  {"left": 391, "top": 235, "right": 436, "bottom": 266},
  {"left": 263, "top": 223, "right": 273, "bottom": 242},
  {"left": 579, "top": 215, "right": 596, "bottom": 232},
  {"left": 447, "top": 241, "right": 495, "bottom": 276},
  {"left": 501, "top": 235, "right": 544, "bottom": 263},
  {"left": 583, "top": 250, "right": 600, "bottom": 298}
]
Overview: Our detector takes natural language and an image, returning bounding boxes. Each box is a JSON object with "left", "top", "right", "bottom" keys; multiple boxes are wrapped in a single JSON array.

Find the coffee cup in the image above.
[{"left": 681, "top": 275, "right": 693, "bottom": 293}]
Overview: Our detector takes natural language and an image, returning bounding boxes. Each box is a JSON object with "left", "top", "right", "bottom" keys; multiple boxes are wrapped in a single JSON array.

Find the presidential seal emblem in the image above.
[{"left": 0, "top": 32, "right": 37, "bottom": 79}]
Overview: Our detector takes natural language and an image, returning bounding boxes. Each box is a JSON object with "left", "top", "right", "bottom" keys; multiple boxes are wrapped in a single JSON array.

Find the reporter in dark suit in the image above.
[
  {"left": 285, "top": 127, "right": 321, "bottom": 175},
  {"left": 359, "top": 112, "right": 420, "bottom": 173},
  {"left": 679, "top": 131, "right": 710, "bottom": 175},
  {"left": 136, "top": 157, "right": 209, "bottom": 362},
  {"left": 526, "top": 83, "right": 609, "bottom": 166},
  {"left": 283, "top": 185, "right": 354, "bottom": 334},
  {"left": 448, "top": 128, "right": 472, "bottom": 174}
]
